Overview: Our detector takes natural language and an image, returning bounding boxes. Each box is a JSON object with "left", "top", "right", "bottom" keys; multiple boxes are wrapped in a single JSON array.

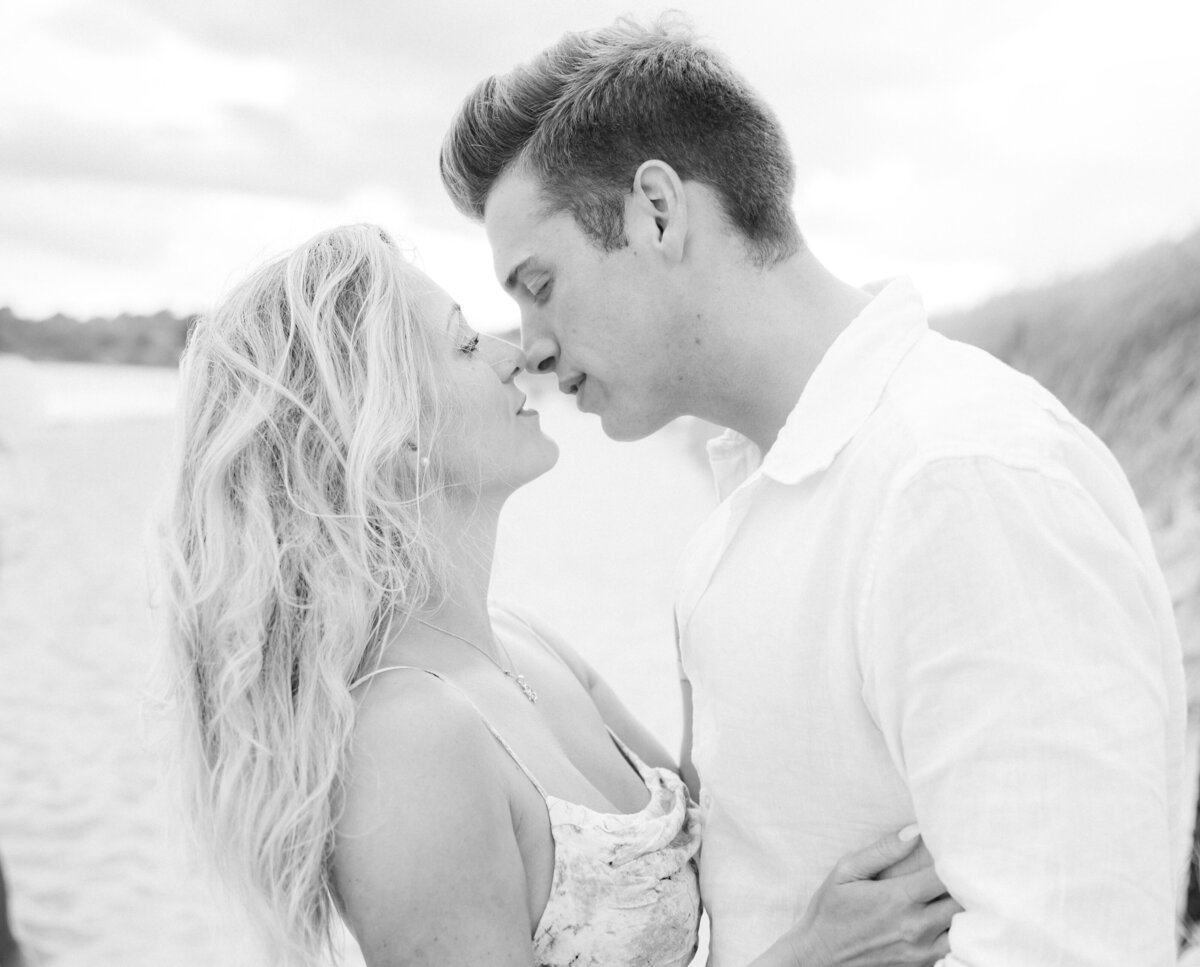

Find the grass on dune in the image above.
[{"left": 936, "top": 227, "right": 1200, "bottom": 525}]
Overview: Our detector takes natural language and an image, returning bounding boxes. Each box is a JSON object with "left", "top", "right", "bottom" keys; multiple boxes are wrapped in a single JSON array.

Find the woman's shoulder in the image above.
[
  {"left": 349, "top": 667, "right": 501, "bottom": 784},
  {"left": 339, "top": 668, "right": 518, "bottom": 871},
  {"left": 334, "top": 666, "right": 535, "bottom": 960}
]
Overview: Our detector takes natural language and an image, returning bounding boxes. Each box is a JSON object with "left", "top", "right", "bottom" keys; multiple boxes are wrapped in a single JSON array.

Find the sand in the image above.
[{"left": 0, "top": 414, "right": 264, "bottom": 965}]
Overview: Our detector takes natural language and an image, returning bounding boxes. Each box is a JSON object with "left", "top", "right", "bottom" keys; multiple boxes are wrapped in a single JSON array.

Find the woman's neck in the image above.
[{"left": 414, "top": 492, "right": 503, "bottom": 651}]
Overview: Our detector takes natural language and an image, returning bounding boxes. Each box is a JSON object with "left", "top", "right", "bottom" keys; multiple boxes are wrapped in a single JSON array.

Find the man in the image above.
[
  {"left": 0, "top": 430, "right": 28, "bottom": 967},
  {"left": 441, "top": 18, "right": 1186, "bottom": 966},
  {"left": 0, "top": 857, "right": 25, "bottom": 967}
]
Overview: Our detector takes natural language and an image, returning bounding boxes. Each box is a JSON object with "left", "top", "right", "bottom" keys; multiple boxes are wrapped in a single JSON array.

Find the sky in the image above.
[{"left": 1, "top": 0, "right": 1198, "bottom": 329}]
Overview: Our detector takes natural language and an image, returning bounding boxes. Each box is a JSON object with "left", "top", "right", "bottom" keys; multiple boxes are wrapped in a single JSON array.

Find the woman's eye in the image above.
[{"left": 458, "top": 334, "right": 480, "bottom": 356}]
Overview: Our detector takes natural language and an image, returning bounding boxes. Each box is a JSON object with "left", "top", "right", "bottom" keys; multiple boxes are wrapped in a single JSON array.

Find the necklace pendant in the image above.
[{"left": 513, "top": 673, "right": 538, "bottom": 704}]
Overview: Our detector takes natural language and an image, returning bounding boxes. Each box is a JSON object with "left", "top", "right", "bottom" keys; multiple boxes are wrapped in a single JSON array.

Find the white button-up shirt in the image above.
[{"left": 676, "top": 278, "right": 1186, "bottom": 966}]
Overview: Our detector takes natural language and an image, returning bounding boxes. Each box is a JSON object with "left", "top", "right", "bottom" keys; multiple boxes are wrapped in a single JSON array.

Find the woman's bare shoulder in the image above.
[
  {"left": 347, "top": 669, "right": 499, "bottom": 788},
  {"left": 334, "top": 670, "right": 533, "bottom": 964}
]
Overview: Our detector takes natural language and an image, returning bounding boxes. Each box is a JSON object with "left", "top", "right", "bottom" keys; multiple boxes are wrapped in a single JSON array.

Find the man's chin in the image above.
[{"left": 597, "top": 408, "right": 669, "bottom": 443}]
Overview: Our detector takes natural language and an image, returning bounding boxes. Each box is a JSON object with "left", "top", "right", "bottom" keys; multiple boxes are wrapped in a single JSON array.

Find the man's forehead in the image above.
[{"left": 484, "top": 169, "right": 549, "bottom": 277}]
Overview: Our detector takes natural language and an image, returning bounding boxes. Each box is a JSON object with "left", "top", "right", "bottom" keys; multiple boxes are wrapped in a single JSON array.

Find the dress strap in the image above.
[{"left": 349, "top": 664, "right": 548, "bottom": 798}]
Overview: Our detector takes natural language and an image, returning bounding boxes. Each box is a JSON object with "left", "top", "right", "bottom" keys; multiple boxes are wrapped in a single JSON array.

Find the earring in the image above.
[{"left": 404, "top": 441, "right": 429, "bottom": 469}]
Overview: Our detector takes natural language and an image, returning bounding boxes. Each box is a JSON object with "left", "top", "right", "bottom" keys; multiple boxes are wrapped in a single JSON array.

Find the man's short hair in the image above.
[{"left": 440, "top": 16, "right": 802, "bottom": 266}]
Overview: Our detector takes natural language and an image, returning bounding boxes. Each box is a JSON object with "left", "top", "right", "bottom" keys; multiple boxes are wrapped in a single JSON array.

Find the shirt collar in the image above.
[
  {"left": 708, "top": 277, "right": 928, "bottom": 496},
  {"left": 706, "top": 427, "right": 762, "bottom": 502}
]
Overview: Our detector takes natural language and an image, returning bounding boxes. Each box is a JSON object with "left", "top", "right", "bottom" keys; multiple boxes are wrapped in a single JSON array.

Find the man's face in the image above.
[{"left": 483, "top": 167, "right": 687, "bottom": 441}]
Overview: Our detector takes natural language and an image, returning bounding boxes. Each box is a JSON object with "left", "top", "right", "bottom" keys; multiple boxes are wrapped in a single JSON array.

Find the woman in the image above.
[{"left": 162, "top": 225, "right": 960, "bottom": 966}]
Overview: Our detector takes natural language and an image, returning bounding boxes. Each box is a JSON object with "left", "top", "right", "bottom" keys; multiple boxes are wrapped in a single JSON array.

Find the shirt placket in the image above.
[{"left": 676, "top": 472, "right": 765, "bottom": 649}]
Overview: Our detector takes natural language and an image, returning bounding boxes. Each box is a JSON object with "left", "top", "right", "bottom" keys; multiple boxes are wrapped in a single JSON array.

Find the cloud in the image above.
[
  {"left": 0, "top": 172, "right": 514, "bottom": 327},
  {"left": 0, "top": 0, "right": 1197, "bottom": 320},
  {"left": 0, "top": 174, "right": 174, "bottom": 263}
]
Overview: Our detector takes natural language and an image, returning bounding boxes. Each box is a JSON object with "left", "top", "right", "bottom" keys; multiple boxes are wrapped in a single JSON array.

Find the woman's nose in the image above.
[
  {"left": 483, "top": 334, "right": 524, "bottom": 383},
  {"left": 498, "top": 352, "right": 523, "bottom": 384}
]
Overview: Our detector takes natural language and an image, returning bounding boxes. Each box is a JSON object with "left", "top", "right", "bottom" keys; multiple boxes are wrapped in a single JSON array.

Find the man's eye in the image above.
[
  {"left": 458, "top": 334, "right": 480, "bottom": 356},
  {"left": 526, "top": 276, "right": 551, "bottom": 303}
]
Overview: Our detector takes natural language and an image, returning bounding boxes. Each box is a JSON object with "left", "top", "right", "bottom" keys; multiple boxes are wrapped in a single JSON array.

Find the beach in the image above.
[
  {"left": 2, "top": 358, "right": 1197, "bottom": 964},
  {"left": 0, "top": 362, "right": 716, "bottom": 965}
]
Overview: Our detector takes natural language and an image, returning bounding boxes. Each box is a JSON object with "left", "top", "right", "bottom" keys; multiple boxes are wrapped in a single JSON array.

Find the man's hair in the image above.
[{"left": 440, "top": 16, "right": 802, "bottom": 266}]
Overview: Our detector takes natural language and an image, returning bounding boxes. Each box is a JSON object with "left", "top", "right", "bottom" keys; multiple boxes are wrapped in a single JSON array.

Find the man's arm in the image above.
[
  {"left": 861, "top": 455, "right": 1181, "bottom": 966},
  {"left": 679, "top": 674, "right": 701, "bottom": 802},
  {"left": 677, "top": 610, "right": 700, "bottom": 801}
]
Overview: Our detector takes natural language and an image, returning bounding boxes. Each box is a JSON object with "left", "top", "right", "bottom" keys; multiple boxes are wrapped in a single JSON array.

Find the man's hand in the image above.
[{"left": 785, "top": 828, "right": 960, "bottom": 967}]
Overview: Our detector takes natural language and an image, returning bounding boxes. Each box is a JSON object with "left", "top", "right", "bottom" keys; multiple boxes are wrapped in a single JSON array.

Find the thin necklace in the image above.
[{"left": 416, "top": 618, "right": 538, "bottom": 704}]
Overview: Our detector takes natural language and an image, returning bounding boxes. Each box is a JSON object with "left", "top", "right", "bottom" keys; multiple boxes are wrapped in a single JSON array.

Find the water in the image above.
[{"left": 11, "top": 361, "right": 179, "bottom": 426}]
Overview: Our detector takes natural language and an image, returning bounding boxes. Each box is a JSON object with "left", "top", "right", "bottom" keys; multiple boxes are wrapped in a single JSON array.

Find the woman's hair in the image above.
[
  {"left": 160, "top": 224, "right": 454, "bottom": 964},
  {"left": 440, "top": 14, "right": 802, "bottom": 266}
]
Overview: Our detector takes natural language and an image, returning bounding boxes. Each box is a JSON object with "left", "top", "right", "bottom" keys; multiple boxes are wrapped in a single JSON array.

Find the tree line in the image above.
[{"left": 0, "top": 307, "right": 194, "bottom": 367}]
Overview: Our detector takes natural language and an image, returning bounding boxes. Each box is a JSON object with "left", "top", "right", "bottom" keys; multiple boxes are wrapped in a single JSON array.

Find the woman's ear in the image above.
[
  {"left": 628, "top": 160, "right": 688, "bottom": 263},
  {"left": 403, "top": 441, "right": 430, "bottom": 471}
]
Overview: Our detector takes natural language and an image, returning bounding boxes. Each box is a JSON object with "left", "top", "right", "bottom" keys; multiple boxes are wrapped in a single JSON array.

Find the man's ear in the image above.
[{"left": 628, "top": 160, "right": 687, "bottom": 263}]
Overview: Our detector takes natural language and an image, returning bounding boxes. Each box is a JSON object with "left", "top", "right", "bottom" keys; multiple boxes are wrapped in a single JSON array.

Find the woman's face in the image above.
[{"left": 414, "top": 277, "right": 559, "bottom": 496}]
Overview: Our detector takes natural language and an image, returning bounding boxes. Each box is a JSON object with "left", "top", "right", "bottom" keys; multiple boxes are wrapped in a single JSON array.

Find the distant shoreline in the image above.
[{"left": 0, "top": 307, "right": 191, "bottom": 368}]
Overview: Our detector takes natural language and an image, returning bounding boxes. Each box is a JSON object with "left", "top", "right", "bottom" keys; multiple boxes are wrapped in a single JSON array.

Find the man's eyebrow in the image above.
[{"left": 504, "top": 257, "right": 534, "bottom": 292}]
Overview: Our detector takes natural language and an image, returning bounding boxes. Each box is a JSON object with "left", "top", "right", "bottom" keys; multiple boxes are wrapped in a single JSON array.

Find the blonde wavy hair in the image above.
[{"left": 160, "top": 224, "right": 457, "bottom": 964}]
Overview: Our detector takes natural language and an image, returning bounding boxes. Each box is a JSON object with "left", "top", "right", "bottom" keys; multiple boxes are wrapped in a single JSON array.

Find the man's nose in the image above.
[{"left": 521, "top": 331, "right": 559, "bottom": 375}]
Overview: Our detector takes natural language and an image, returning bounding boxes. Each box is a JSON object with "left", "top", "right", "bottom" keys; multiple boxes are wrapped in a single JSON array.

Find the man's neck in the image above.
[{"left": 687, "top": 247, "right": 871, "bottom": 452}]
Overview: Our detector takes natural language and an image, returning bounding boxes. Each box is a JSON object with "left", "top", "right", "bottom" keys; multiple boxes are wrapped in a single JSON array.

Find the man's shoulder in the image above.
[
  {"left": 862, "top": 330, "right": 1087, "bottom": 469},
  {"left": 837, "top": 330, "right": 1144, "bottom": 544}
]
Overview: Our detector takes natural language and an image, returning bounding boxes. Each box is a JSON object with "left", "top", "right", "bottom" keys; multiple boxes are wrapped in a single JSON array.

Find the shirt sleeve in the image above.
[{"left": 859, "top": 454, "right": 1178, "bottom": 966}]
